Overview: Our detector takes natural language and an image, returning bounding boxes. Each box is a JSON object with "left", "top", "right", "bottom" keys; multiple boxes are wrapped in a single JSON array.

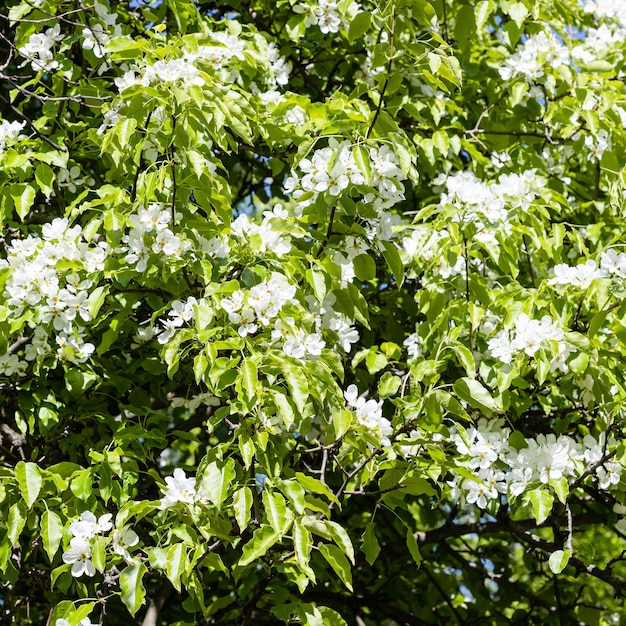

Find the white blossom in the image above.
[
  {"left": 62, "top": 537, "right": 96, "bottom": 577},
  {"left": 160, "top": 468, "right": 198, "bottom": 508}
]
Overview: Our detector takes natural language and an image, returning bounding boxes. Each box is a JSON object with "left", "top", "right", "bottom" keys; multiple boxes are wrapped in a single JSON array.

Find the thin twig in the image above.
[
  {"left": 365, "top": 11, "right": 396, "bottom": 140},
  {"left": 0, "top": 92, "right": 66, "bottom": 151}
]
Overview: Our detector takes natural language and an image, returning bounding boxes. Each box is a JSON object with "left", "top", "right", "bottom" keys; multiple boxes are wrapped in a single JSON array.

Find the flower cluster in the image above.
[
  {"left": 584, "top": 128, "right": 612, "bottom": 159},
  {"left": 230, "top": 205, "right": 293, "bottom": 257},
  {"left": 548, "top": 250, "right": 626, "bottom": 289},
  {"left": 402, "top": 168, "right": 543, "bottom": 282},
  {"left": 285, "top": 140, "right": 406, "bottom": 214},
  {"left": 448, "top": 420, "right": 622, "bottom": 509},
  {"left": 499, "top": 31, "right": 570, "bottom": 82},
  {"left": 402, "top": 226, "right": 449, "bottom": 264},
  {"left": 548, "top": 259, "right": 605, "bottom": 289},
  {"left": 61, "top": 512, "right": 139, "bottom": 578},
  {"left": 80, "top": 0, "right": 122, "bottom": 60},
  {"left": 120, "top": 204, "right": 193, "bottom": 272},
  {"left": 192, "top": 31, "right": 246, "bottom": 65},
  {"left": 82, "top": 24, "right": 110, "bottom": 59},
  {"left": 307, "top": 292, "right": 360, "bottom": 353},
  {"left": 18, "top": 24, "right": 63, "bottom": 72},
  {"left": 487, "top": 313, "right": 570, "bottom": 371},
  {"left": 271, "top": 317, "right": 325, "bottom": 359},
  {"left": 160, "top": 468, "right": 218, "bottom": 508},
  {"left": 436, "top": 168, "right": 541, "bottom": 225},
  {"left": 584, "top": 0, "right": 626, "bottom": 26},
  {"left": 0, "top": 119, "right": 26, "bottom": 154},
  {"left": 403, "top": 330, "right": 423, "bottom": 359},
  {"left": 600, "top": 249, "right": 626, "bottom": 278},
  {"left": 572, "top": 24, "right": 626, "bottom": 64},
  {"left": 157, "top": 296, "right": 207, "bottom": 344},
  {"left": 221, "top": 275, "right": 297, "bottom": 338},
  {"left": 115, "top": 58, "right": 204, "bottom": 91},
  {"left": 57, "top": 164, "right": 95, "bottom": 194},
  {"left": 344, "top": 384, "right": 392, "bottom": 447},
  {"left": 284, "top": 141, "right": 406, "bottom": 279},
  {"left": 160, "top": 468, "right": 199, "bottom": 508},
  {"left": 257, "top": 91, "right": 307, "bottom": 126},
  {"left": 0, "top": 218, "right": 110, "bottom": 371},
  {"left": 115, "top": 32, "right": 290, "bottom": 94},
  {"left": 266, "top": 43, "right": 292, "bottom": 88},
  {"left": 294, "top": 0, "right": 361, "bottom": 34}
]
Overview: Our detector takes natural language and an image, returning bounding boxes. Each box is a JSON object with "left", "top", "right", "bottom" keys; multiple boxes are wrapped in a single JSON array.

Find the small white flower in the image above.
[
  {"left": 160, "top": 468, "right": 197, "bottom": 508},
  {"left": 62, "top": 537, "right": 96, "bottom": 577},
  {"left": 69, "top": 511, "right": 113, "bottom": 540},
  {"left": 112, "top": 526, "right": 140, "bottom": 561}
]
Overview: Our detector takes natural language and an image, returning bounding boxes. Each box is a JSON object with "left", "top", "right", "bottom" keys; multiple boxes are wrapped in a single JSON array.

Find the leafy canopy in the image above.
[{"left": 2, "top": 0, "right": 626, "bottom": 624}]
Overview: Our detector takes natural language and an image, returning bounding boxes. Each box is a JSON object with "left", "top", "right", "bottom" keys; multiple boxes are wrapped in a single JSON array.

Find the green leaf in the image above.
[
  {"left": 91, "top": 535, "right": 108, "bottom": 573},
  {"left": 194, "top": 352, "right": 208, "bottom": 384},
  {"left": 120, "top": 562, "right": 147, "bottom": 616},
  {"left": 238, "top": 434, "right": 255, "bottom": 470},
  {"left": 365, "top": 349, "right": 387, "bottom": 374},
  {"left": 576, "top": 542, "right": 595, "bottom": 567},
  {"left": 68, "top": 602, "right": 96, "bottom": 626},
  {"left": 434, "top": 389, "right": 471, "bottom": 421},
  {"left": 41, "top": 510, "right": 64, "bottom": 563},
  {"left": 361, "top": 522, "right": 381, "bottom": 566},
  {"left": 548, "top": 549, "right": 571, "bottom": 574},
  {"left": 272, "top": 390, "right": 295, "bottom": 429},
  {"left": 115, "top": 117, "right": 138, "bottom": 148},
  {"left": 318, "top": 543, "right": 353, "bottom": 591},
  {"left": 588, "top": 308, "right": 609, "bottom": 338},
  {"left": 34, "top": 163, "right": 55, "bottom": 197},
  {"left": 281, "top": 361, "right": 309, "bottom": 414},
  {"left": 239, "top": 525, "right": 280, "bottom": 566},
  {"left": 318, "top": 607, "right": 348, "bottom": 626},
  {"left": 200, "top": 458, "right": 236, "bottom": 508},
  {"left": 277, "top": 479, "right": 306, "bottom": 515},
  {"left": 550, "top": 477, "right": 569, "bottom": 505},
  {"left": 295, "top": 473, "right": 340, "bottom": 505},
  {"left": 87, "top": 286, "right": 109, "bottom": 319},
  {"left": 352, "top": 145, "right": 371, "bottom": 180},
  {"left": 148, "top": 546, "right": 168, "bottom": 571},
  {"left": 293, "top": 522, "right": 316, "bottom": 581},
  {"left": 453, "top": 377, "right": 498, "bottom": 413},
  {"left": 353, "top": 254, "right": 376, "bottom": 281},
  {"left": 378, "top": 373, "right": 401, "bottom": 398},
  {"left": 8, "top": 501, "right": 27, "bottom": 545},
  {"left": 10, "top": 183, "right": 36, "bottom": 220},
  {"left": 70, "top": 468, "right": 93, "bottom": 500},
  {"left": 348, "top": 11, "right": 371, "bottom": 43},
  {"left": 240, "top": 358, "right": 258, "bottom": 403},
  {"left": 15, "top": 461, "right": 42, "bottom": 508},
  {"left": 333, "top": 409, "right": 352, "bottom": 439},
  {"left": 406, "top": 529, "right": 422, "bottom": 566},
  {"left": 324, "top": 520, "right": 355, "bottom": 565},
  {"left": 381, "top": 241, "right": 405, "bottom": 287},
  {"left": 507, "top": 1, "right": 528, "bottom": 27},
  {"left": 401, "top": 476, "right": 436, "bottom": 497},
  {"left": 453, "top": 343, "right": 475, "bottom": 378},
  {"left": 584, "top": 60, "right": 615, "bottom": 73},
  {"left": 233, "top": 486, "right": 253, "bottom": 531},
  {"left": 166, "top": 543, "right": 188, "bottom": 591},
  {"left": 526, "top": 489, "right": 554, "bottom": 525},
  {"left": 262, "top": 490, "right": 292, "bottom": 535}
]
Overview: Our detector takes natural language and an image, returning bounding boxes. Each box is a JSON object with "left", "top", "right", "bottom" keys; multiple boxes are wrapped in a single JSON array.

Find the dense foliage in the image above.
[{"left": 3, "top": 0, "right": 626, "bottom": 623}]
